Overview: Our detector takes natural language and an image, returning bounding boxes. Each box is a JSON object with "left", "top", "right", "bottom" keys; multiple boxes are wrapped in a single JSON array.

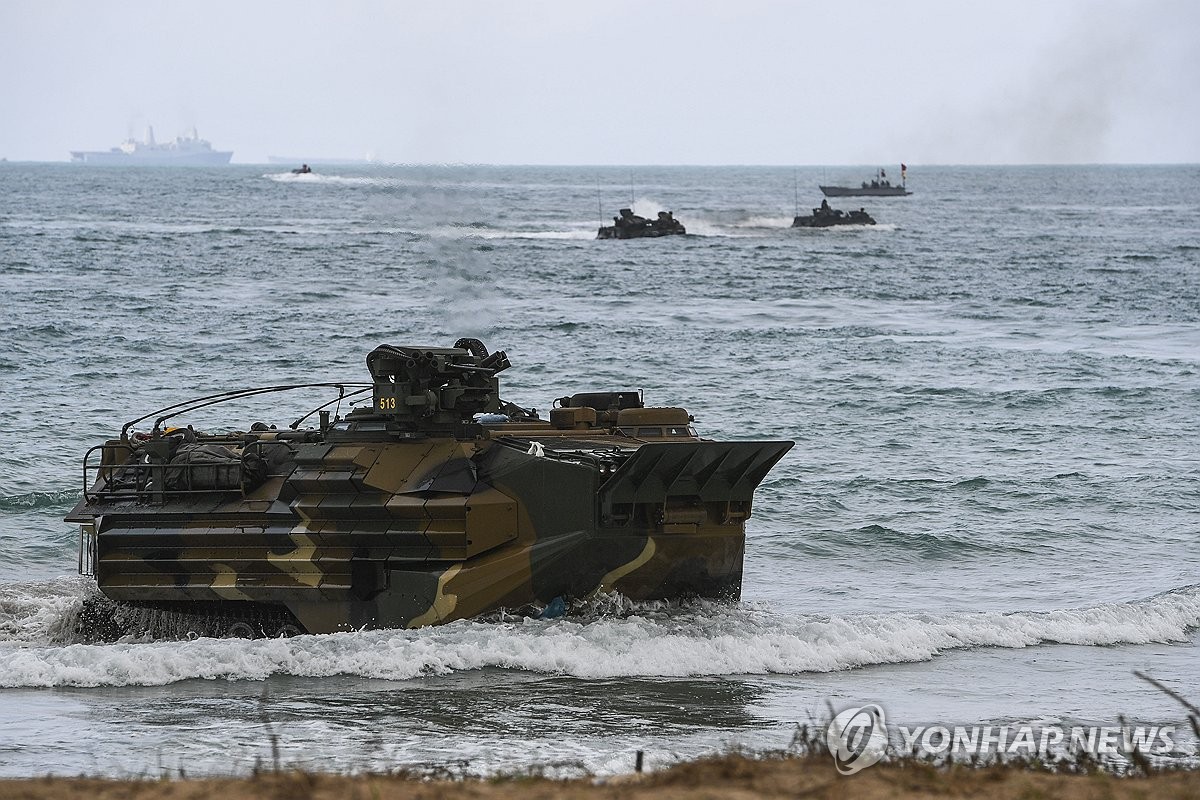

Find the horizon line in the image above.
[{"left": 5, "top": 159, "right": 1199, "bottom": 169}]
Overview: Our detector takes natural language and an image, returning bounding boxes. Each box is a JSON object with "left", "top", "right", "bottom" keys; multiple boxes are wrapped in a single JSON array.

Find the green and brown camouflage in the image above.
[{"left": 66, "top": 339, "right": 793, "bottom": 637}]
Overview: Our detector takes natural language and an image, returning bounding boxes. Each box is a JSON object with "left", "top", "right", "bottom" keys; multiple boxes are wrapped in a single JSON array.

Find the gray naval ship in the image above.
[
  {"left": 819, "top": 166, "right": 911, "bottom": 197},
  {"left": 70, "top": 126, "right": 233, "bottom": 166}
]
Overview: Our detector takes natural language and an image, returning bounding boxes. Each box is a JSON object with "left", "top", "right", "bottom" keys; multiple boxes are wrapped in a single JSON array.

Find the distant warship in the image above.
[
  {"left": 597, "top": 208, "right": 686, "bottom": 239},
  {"left": 819, "top": 166, "right": 910, "bottom": 197},
  {"left": 70, "top": 126, "right": 233, "bottom": 166}
]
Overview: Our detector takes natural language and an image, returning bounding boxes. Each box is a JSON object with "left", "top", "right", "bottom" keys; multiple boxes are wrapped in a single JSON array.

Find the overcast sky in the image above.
[{"left": 2, "top": 0, "right": 1197, "bottom": 165}]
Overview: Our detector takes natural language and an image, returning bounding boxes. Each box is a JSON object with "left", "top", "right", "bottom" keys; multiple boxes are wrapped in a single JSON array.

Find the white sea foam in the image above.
[
  {"left": 0, "top": 577, "right": 88, "bottom": 644},
  {"left": 628, "top": 197, "right": 665, "bottom": 220},
  {"left": 730, "top": 215, "right": 796, "bottom": 228},
  {"left": 1, "top": 586, "right": 1196, "bottom": 688},
  {"left": 680, "top": 218, "right": 737, "bottom": 237},
  {"left": 427, "top": 226, "right": 596, "bottom": 241},
  {"left": 513, "top": 229, "right": 598, "bottom": 240},
  {"left": 262, "top": 172, "right": 398, "bottom": 186}
]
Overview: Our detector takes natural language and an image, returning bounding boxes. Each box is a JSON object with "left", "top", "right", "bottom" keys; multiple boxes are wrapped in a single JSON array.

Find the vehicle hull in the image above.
[{"left": 69, "top": 434, "right": 791, "bottom": 635}]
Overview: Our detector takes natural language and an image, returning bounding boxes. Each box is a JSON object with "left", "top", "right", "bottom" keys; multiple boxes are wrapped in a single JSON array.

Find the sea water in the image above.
[{"left": 0, "top": 163, "right": 1197, "bottom": 776}]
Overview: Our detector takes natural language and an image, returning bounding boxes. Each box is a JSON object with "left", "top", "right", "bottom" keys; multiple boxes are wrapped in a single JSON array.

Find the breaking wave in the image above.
[
  {"left": 1, "top": 583, "right": 1196, "bottom": 688},
  {"left": 0, "top": 577, "right": 88, "bottom": 645}
]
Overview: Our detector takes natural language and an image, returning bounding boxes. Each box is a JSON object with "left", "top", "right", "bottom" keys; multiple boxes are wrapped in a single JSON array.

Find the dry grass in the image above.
[{"left": 1, "top": 752, "right": 1198, "bottom": 800}]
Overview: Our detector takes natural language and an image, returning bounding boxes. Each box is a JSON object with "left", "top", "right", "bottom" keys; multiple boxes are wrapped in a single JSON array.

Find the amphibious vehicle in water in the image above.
[
  {"left": 67, "top": 340, "right": 793, "bottom": 638},
  {"left": 792, "top": 200, "right": 876, "bottom": 228},
  {"left": 597, "top": 208, "right": 687, "bottom": 239}
]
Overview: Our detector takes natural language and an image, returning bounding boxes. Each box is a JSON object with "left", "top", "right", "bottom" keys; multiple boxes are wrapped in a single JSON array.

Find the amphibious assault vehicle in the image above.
[
  {"left": 597, "top": 208, "right": 686, "bottom": 239},
  {"left": 792, "top": 201, "right": 876, "bottom": 228},
  {"left": 67, "top": 340, "right": 793, "bottom": 638}
]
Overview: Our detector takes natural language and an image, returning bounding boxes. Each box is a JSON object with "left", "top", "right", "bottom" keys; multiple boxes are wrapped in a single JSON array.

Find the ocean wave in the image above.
[
  {"left": 831, "top": 524, "right": 1019, "bottom": 558},
  {"left": 0, "top": 489, "right": 79, "bottom": 511},
  {"left": 0, "top": 577, "right": 87, "bottom": 644},
  {"left": 0, "top": 584, "right": 1196, "bottom": 688}
]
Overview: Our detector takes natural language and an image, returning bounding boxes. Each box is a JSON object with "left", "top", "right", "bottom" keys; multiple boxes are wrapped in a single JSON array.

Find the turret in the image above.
[{"left": 363, "top": 338, "right": 510, "bottom": 434}]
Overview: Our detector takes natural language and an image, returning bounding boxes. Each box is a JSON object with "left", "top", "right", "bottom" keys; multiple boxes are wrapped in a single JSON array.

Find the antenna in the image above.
[
  {"left": 793, "top": 169, "right": 798, "bottom": 216},
  {"left": 598, "top": 179, "right": 602, "bottom": 226},
  {"left": 630, "top": 169, "right": 634, "bottom": 207}
]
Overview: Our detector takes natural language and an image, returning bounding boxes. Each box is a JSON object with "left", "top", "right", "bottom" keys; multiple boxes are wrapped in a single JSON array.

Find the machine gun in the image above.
[{"left": 365, "top": 338, "right": 511, "bottom": 434}]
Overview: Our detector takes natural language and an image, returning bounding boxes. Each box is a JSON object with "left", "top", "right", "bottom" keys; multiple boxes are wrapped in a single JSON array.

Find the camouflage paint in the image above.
[{"left": 67, "top": 342, "right": 793, "bottom": 636}]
